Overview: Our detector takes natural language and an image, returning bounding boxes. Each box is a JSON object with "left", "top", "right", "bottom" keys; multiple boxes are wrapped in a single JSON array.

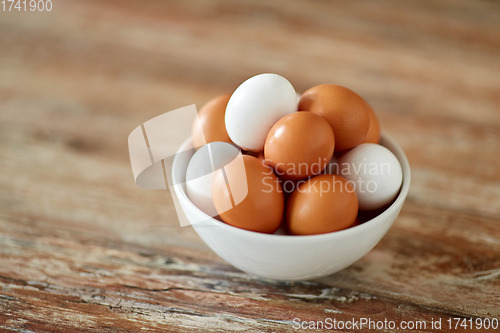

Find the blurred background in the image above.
[
  {"left": 1, "top": 0, "right": 500, "bottom": 328},
  {"left": 1, "top": 0, "right": 498, "bottom": 236}
]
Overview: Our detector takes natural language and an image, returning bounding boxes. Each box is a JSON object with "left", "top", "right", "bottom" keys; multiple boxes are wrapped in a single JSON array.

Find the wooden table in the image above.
[{"left": 1, "top": 0, "right": 499, "bottom": 331}]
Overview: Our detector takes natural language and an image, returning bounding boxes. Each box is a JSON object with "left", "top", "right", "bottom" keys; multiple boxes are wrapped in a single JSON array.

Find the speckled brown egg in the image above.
[
  {"left": 192, "top": 94, "right": 232, "bottom": 148},
  {"left": 299, "top": 85, "right": 369, "bottom": 151},
  {"left": 264, "top": 112, "right": 334, "bottom": 181},
  {"left": 286, "top": 174, "right": 358, "bottom": 235},
  {"left": 212, "top": 155, "right": 284, "bottom": 234}
]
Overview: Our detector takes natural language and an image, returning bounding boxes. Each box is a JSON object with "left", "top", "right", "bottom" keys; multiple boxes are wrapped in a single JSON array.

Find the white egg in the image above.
[
  {"left": 338, "top": 143, "right": 403, "bottom": 210},
  {"left": 185, "top": 142, "right": 240, "bottom": 216},
  {"left": 225, "top": 73, "right": 297, "bottom": 151}
]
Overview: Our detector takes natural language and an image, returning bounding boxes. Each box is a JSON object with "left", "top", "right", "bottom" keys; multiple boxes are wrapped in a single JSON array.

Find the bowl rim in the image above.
[{"left": 172, "top": 132, "right": 411, "bottom": 241}]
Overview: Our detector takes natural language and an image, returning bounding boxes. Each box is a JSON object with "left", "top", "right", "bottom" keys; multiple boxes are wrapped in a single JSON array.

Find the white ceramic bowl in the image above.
[{"left": 172, "top": 133, "right": 410, "bottom": 281}]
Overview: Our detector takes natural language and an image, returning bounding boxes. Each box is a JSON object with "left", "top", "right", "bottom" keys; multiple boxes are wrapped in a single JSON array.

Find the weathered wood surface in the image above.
[{"left": 0, "top": 0, "right": 499, "bottom": 331}]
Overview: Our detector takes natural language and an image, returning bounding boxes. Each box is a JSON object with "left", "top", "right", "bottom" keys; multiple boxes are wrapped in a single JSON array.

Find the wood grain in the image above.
[{"left": 0, "top": 0, "right": 499, "bottom": 331}]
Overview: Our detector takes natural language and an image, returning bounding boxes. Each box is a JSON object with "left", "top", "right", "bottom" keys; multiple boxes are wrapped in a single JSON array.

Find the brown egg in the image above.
[
  {"left": 299, "top": 85, "right": 369, "bottom": 151},
  {"left": 360, "top": 100, "right": 380, "bottom": 144},
  {"left": 264, "top": 112, "right": 334, "bottom": 180},
  {"left": 212, "top": 155, "right": 284, "bottom": 234},
  {"left": 192, "top": 94, "right": 232, "bottom": 148},
  {"left": 286, "top": 174, "right": 358, "bottom": 235}
]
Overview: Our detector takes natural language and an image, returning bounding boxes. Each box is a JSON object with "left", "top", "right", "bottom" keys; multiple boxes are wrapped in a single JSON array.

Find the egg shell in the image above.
[
  {"left": 185, "top": 142, "right": 240, "bottom": 216},
  {"left": 286, "top": 174, "right": 358, "bottom": 235},
  {"left": 192, "top": 94, "right": 232, "bottom": 149},
  {"left": 338, "top": 143, "right": 403, "bottom": 210},
  {"left": 299, "top": 84, "right": 370, "bottom": 151},
  {"left": 264, "top": 112, "right": 334, "bottom": 180},
  {"left": 212, "top": 155, "right": 284, "bottom": 234},
  {"left": 225, "top": 74, "right": 297, "bottom": 151},
  {"left": 360, "top": 100, "right": 381, "bottom": 144}
]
